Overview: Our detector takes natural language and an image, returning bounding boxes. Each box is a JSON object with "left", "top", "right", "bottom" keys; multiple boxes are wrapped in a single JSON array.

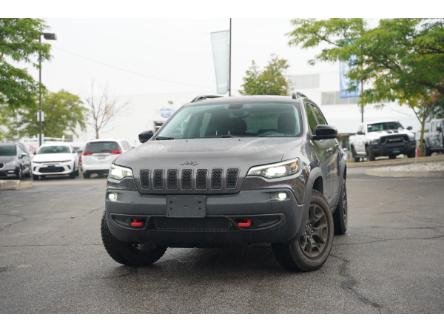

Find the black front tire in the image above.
[
  {"left": 366, "top": 147, "right": 375, "bottom": 161},
  {"left": 272, "top": 190, "right": 334, "bottom": 272},
  {"left": 83, "top": 172, "right": 90, "bottom": 179},
  {"left": 101, "top": 214, "right": 167, "bottom": 266},
  {"left": 350, "top": 145, "right": 360, "bottom": 162},
  {"left": 389, "top": 154, "right": 397, "bottom": 159},
  {"left": 407, "top": 149, "right": 416, "bottom": 158},
  {"left": 425, "top": 146, "right": 432, "bottom": 156},
  {"left": 333, "top": 180, "right": 348, "bottom": 235}
]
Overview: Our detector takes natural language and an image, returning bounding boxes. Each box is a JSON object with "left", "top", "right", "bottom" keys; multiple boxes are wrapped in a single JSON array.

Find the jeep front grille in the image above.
[
  {"left": 211, "top": 168, "right": 222, "bottom": 189},
  {"left": 153, "top": 169, "right": 163, "bottom": 189},
  {"left": 226, "top": 168, "right": 239, "bottom": 188},
  {"left": 196, "top": 169, "right": 208, "bottom": 190},
  {"left": 138, "top": 168, "right": 240, "bottom": 193}
]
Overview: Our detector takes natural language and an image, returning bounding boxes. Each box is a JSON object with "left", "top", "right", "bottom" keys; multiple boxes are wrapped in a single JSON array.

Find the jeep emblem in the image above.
[{"left": 180, "top": 161, "right": 199, "bottom": 166}]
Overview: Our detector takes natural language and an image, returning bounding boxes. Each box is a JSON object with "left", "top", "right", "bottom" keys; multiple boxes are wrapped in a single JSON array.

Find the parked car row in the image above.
[{"left": 0, "top": 139, "right": 131, "bottom": 180}]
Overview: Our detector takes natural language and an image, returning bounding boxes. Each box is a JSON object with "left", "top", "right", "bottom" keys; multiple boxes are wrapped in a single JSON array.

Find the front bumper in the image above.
[
  {"left": 32, "top": 162, "right": 74, "bottom": 176},
  {"left": 105, "top": 188, "right": 304, "bottom": 246},
  {"left": 368, "top": 141, "right": 416, "bottom": 156},
  {"left": 0, "top": 167, "right": 18, "bottom": 179}
]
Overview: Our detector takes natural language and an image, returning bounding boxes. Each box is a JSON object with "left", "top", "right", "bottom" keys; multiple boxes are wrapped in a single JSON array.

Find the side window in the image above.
[
  {"left": 311, "top": 103, "right": 328, "bottom": 125},
  {"left": 305, "top": 103, "right": 318, "bottom": 133}
]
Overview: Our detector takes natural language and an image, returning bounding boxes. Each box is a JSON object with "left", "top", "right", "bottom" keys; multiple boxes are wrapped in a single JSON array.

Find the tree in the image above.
[
  {"left": 86, "top": 82, "right": 128, "bottom": 139},
  {"left": 0, "top": 19, "right": 51, "bottom": 109},
  {"left": 240, "top": 55, "right": 290, "bottom": 96},
  {"left": 3, "top": 90, "right": 86, "bottom": 139},
  {"left": 288, "top": 18, "right": 444, "bottom": 154}
]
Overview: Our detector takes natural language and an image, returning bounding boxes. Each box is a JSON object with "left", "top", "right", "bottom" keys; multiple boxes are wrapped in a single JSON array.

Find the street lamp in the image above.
[{"left": 38, "top": 32, "right": 57, "bottom": 147}]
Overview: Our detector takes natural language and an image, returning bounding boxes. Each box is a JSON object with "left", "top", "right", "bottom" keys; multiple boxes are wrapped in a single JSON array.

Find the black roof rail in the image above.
[
  {"left": 190, "top": 95, "right": 223, "bottom": 103},
  {"left": 291, "top": 91, "right": 307, "bottom": 99}
]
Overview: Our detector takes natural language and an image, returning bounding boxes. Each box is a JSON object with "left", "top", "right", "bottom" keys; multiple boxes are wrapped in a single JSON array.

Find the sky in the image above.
[
  {"left": 39, "top": 19, "right": 324, "bottom": 96},
  {"left": 28, "top": 18, "right": 418, "bottom": 143}
]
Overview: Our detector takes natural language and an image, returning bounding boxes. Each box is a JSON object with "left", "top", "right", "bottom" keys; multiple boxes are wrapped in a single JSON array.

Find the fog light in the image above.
[
  {"left": 271, "top": 192, "right": 288, "bottom": 201},
  {"left": 108, "top": 192, "right": 118, "bottom": 202},
  {"left": 277, "top": 192, "right": 287, "bottom": 201}
]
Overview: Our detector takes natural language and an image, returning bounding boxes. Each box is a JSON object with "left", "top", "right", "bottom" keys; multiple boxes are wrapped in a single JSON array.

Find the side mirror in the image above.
[
  {"left": 437, "top": 126, "right": 442, "bottom": 133},
  {"left": 407, "top": 126, "right": 413, "bottom": 131},
  {"left": 138, "top": 130, "right": 154, "bottom": 143},
  {"left": 20, "top": 153, "right": 27, "bottom": 159},
  {"left": 312, "top": 125, "right": 338, "bottom": 140}
]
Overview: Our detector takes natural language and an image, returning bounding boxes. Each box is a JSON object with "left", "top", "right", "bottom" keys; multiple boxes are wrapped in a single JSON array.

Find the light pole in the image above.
[{"left": 38, "top": 32, "right": 56, "bottom": 146}]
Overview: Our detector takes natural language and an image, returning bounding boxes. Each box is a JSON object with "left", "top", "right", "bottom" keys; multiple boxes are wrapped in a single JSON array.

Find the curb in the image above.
[
  {"left": 365, "top": 170, "right": 444, "bottom": 178},
  {"left": 0, "top": 180, "right": 33, "bottom": 190}
]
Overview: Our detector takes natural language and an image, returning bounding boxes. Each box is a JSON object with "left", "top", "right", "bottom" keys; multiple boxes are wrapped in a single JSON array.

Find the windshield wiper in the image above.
[{"left": 156, "top": 136, "right": 175, "bottom": 140}]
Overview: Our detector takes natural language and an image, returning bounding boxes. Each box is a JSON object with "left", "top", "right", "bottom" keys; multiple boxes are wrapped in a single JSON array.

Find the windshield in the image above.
[
  {"left": 0, "top": 145, "right": 17, "bottom": 156},
  {"left": 367, "top": 122, "right": 403, "bottom": 133},
  {"left": 85, "top": 141, "right": 120, "bottom": 154},
  {"left": 38, "top": 146, "right": 71, "bottom": 154},
  {"left": 156, "top": 102, "right": 302, "bottom": 139}
]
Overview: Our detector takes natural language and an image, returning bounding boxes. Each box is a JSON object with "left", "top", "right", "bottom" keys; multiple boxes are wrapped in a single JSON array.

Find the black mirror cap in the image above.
[
  {"left": 313, "top": 125, "right": 338, "bottom": 140},
  {"left": 407, "top": 126, "right": 413, "bottom": 131},
  {"left": 139, "top": 130, "right": 154, "bottom": 143}
]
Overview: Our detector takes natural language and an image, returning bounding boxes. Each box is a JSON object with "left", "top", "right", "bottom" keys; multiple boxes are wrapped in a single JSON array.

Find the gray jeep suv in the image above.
[{"left": 101, "top": 95, "right": 348, "bottom": 271}]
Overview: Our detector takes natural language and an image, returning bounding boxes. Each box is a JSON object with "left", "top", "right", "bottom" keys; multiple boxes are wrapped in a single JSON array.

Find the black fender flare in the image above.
[{"left": 300, "top": 166, "right": 324, "bottom": 228}]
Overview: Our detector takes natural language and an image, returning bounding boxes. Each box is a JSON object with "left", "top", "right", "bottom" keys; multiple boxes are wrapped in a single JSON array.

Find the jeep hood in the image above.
[{"left": 116, "top": 137, "right": 304, "bottom": 171}]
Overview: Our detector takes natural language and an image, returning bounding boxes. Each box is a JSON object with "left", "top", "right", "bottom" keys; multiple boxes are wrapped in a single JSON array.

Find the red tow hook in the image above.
[
  {"left": 237, "top": 218, "right": 252, "bottom": 229},
  {"left": 130, "top": 219, "right": 145, "bottom": 228}
]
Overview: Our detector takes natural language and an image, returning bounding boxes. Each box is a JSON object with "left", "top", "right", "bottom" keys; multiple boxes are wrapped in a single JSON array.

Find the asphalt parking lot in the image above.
[{"left": 0, "top": 173, "right": 443, "bottom": 313}]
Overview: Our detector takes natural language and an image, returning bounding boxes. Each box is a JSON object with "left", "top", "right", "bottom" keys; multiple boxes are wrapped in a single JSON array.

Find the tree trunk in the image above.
[
  {"left": 95, "top": 125, "right": 99, "bottom": 139},
  {"left": 418, "top": 112, "right": 427, "bottom": 156}
]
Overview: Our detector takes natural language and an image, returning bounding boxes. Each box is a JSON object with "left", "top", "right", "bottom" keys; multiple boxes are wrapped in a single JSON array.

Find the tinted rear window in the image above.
[
  {"left": 0, "top": 145, "right": 17, "bottom": 156},
  {"left": 85, "top": 141, "right": 120, "bottom": 153}
]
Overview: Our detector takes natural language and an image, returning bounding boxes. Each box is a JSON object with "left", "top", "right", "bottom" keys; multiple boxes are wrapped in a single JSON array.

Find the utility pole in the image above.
[
  {"left": 360, "top": 79, "right": 364, "bottom": 123},
  {"left": 38, "top": 34, "right": 43, "bottom": 147},
  {"left": 228, "top": 18, "right": 232, "bottom": 97},
  {"left": 38, "top": 32, "right": 57, "bottom": 146}
]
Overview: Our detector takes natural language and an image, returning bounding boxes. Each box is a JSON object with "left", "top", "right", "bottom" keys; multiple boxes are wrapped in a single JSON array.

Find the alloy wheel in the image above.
[{"left": 299, "top": 203, "right": 330, "bottom": 259}]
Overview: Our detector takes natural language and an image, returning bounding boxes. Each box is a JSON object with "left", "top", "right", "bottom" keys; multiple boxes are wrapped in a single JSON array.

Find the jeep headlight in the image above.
[
  {"left": 109, "top": 164, "right": 133, "bottom": 181},
  {"left": 369, "top": 138, "right": 380, "bottom": 144},
  {"left": 247, "top": 159, "right": 300, "bottom": 179}
]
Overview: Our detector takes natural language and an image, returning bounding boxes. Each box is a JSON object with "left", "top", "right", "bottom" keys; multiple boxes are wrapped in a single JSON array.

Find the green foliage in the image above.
[
  {"left": 0, "top": 18, "right": 51, "bottom": 109},
  {"left": 288, "top": 18, "right": 444, "bottom": 154},
  {"left": 5, "top": 90, "right": 86, "bottom": 139},
  {"left": 288, "top": 19, "right": 444, "bottom": 107},
  {"left": 240, "top": 55, "right": 290, "bottom": 96}
]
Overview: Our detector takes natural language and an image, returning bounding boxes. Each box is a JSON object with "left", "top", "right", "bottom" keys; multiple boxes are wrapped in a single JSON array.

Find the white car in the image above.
[
  {"left": 81, "top": 139, "right": 131, "bottom": 178},
  {"left": 349, "top": 120, "right": 416, "bottom": 161},
  {"left": 32, "top": 143, "right": 80, "bottom": 180}
]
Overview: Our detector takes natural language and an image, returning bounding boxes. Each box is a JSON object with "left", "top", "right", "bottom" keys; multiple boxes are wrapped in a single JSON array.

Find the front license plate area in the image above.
[{"left": 167, "top": 195, "right": 206, "bottom": 218}]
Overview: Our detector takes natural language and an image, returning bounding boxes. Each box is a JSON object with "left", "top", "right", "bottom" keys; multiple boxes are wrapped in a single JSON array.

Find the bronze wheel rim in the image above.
[{"left": 299, "top": 203, "right": 330, "bottom": 259}]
